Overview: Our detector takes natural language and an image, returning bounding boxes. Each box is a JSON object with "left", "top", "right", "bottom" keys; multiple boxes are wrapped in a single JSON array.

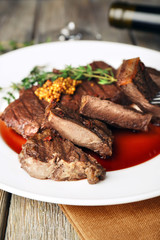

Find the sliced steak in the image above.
[
  {"left": 60, "top": 80, "right": 122, "bottom": 112},
  {"left": 60, "top": 61, "right": 127, "bottom": 112},
  {"left": 90, "top": 60, "right": 116, "bottom": 73},
  {"left": 19, "top": 129, "right": 106, "bottom": 184},
  {"left": 86, "top": 61, "right": 130, "bottom": 105},
  {"left": 147, "top": 67, "right": 160, "bottom": 88},
  {"left": 80, "top": 95, "right": 152, "bottom": 131},
  {"left": 116, "top": 58, "right": 160, "bottom": 120},
  {"left": 1, "top": 87, "right": 47, "bottom": 138},
  {"left": 45, "top": 103, "right": 113, "bottom": 158}
]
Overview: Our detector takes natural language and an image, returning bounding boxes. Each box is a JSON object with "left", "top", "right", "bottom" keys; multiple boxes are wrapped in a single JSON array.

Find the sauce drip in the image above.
[
  {"left": 0, "top": 120, "right": 160, "bottom": 171},
  {"left": 0, "top": 120, "right": 26, "bottom": 154}
]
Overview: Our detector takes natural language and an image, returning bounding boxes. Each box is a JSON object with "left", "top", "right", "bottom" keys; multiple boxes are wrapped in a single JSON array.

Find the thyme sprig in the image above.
[
  {"left": 60, "top": 65, "right": 117, "bottom": 85},
  {"left": 1, "top": 64, "right": 117, "bottom": 104}
]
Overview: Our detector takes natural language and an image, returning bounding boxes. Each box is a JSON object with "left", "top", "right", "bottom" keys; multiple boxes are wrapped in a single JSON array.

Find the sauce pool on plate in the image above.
[
  {"left": 0, "top": 119, "right": 160, "bottom": 171},
  {"left": 0, "top": 120, "right": 26, "bottom": 154},
  {"left": 91, "top": 124, "right": 160, "bottom": 171}
]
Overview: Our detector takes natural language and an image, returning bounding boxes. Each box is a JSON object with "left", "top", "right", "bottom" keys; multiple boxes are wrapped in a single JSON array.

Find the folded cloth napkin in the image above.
[{"left": 60, "top": 196, "right": 160, "bottom": 240}]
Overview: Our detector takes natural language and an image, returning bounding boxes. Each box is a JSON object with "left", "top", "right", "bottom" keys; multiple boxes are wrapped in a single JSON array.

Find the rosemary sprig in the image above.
[{"left": 1, "top": 64, "right": 117, "bottom": 104}]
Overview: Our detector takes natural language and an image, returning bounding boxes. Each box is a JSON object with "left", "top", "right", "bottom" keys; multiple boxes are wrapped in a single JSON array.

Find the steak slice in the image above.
[
  {"left": 60, "top": 61, "right": 127, "bottom": 112},
  {"left": 147, "top": 67, "right": 160, "bottom": 88},
  {"left": 45, "top": 102, "right": 113, "bottom": 158},
  {"left": 116, "top": 58, "right": 160, "bottom": 120},
  {"left": 80, "top": 95, "right": 152, "bottom": 131},
  {"left": 19, "top": 129, "right": 106, "bottom": 184},
  {"left": 1, "top": 87, "right": 47, "bottom": 138},
  {"left": 60, "top": 79, "right": 122, "bottom": 112}
]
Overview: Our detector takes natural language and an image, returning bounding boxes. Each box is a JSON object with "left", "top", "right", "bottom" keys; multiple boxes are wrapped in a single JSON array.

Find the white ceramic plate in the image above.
[{"left": 0, "top": 41, "right": 160, "bottom": 206}]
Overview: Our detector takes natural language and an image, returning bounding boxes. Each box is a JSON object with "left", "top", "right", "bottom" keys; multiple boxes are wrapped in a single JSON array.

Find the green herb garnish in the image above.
[
  {"left": 1, "top": 64, "right": 117, "bottom": 104},
  {"left": 60, "top": 65, "right": 117, "bottom": 85},
  {"left": 9, "top": 64, "right": 117, "bottom": 90},
  {"left": 3, "top": 92, "right": 16, "bottom": 104}
]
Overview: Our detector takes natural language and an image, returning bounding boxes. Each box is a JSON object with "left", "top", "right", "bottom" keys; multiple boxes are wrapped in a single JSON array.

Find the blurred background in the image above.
[{"left": 0, "top": 0, "right": 160, "bottom": 52}]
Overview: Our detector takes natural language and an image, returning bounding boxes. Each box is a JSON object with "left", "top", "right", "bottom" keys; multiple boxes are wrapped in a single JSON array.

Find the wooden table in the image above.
[{"left": 0, "top": 0, "right": 160, "bottom": 239}]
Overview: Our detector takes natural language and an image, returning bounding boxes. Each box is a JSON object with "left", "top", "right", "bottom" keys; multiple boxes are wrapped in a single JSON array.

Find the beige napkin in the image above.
[{"left": 60, "top": 196, "right": 160, "bottom": 240}]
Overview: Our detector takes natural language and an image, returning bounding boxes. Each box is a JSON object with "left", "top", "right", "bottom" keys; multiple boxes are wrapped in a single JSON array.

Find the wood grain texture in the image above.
[
  {"left": 35, "top": 0, "right": 66, "bottom": 42},
  {"left": 35, "top": 0, "right": 132, "bottom": 42},
  {"left": 5, "top": 195, "right": 80, "bottom": 240},
  {"left": 0, "top": 0, "right": 37, "bottom": 42},
  {"left": 89, "top": 0, "right": 132, "bottom": 43},
  {"left": 0, "top": 190, "right": 11, "bottom": 240}
]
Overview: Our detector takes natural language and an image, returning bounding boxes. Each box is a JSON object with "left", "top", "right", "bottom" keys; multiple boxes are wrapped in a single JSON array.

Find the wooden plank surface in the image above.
[
  {"left": 36, "top": 0, "right": 133, "bottom": 43},
  {"left": 5, "top": 195, "right": 80, "bottom": 240},
  {"left": 0, "top": 0, "right": 37, "bottom": 42},
  {"left": 34, "top": 0, "right": 66, "bottom": 42},
  {"left": 0, "top": 190, "right": 11, "bottom": 240}
]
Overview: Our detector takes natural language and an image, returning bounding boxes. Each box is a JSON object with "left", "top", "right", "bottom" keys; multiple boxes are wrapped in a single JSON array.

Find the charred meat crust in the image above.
[
  {"left": 1, "top": 59, "right": 160, "bottom": 185},
  {"left": 80, "top": 95, "right": 152, "bottom": 132},
  {"left": 116, "top": 58, "right": 160, "bottom": 120},
  {"left": 60, "top": 61, "right": 127, "bottom": 112},
  {"left": 0, "top": 61, "right": 126, "bottom": 138},
  {"left": 44, "top": 102, "right": 113, "bottom": 158},
  {"left": 19, "top": 129, "right": 106, "bottom": 184},
  {"left": 60, "top": 79, "right": 122, "bottom": 112},
  {"left": 0, "top": 87, "right": 47, "bottom": 138},
  {"left": 147, "top": 67, "right": 160, "bottom": 88}
]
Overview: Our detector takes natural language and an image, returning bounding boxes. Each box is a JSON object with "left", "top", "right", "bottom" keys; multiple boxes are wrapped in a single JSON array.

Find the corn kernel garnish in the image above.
[{"left": 34, "top": 77, "right": 82, "bottom": 102}]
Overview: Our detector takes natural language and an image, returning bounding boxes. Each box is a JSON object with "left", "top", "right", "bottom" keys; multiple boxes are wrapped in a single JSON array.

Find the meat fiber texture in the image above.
[
  {"left": 19, "top": 129, "right": 106, "bottom": 184},
  {"left": 147, "top": 67, "right": 160, "bottom": 88},
  {"left": 80, "top": 95, "right": 152, "bottom": 132},
  {"left": 0, "top": 61, "right": 125, "bottom": 138},
  {"left": 0, "top": 87, "right": 47, "bottom": 138},
  {"left": 60, "top": 61, "right": 129, "bottom": 112},
  {"left": 44, "top": 102, "right": 113, "bottom": 158},
  {"left": 2, "top": 59, "right": 160, "bottom": 185},
  {"left": 116, "top": 58, "right": 160, "bottom": 123}
]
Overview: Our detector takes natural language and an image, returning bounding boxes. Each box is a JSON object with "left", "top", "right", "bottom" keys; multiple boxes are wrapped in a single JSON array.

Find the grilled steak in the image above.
[
  {"left": 90, "top": 60, "right": 116, "bottom": 74},
  {"left": 80, "top": 95, "right": 152, "bottom": 131},
  {"left": 45, "top": 102, "right": 113, "bottom": 158},
  {"left": 0, "top": 61, "right": 126, "bottom": 138},
  {"left": 1, "top": 87, "right": 47, "bottom": 138},
  {"left": 60, "top": 61, "right": 128, "bottom": 112},
  {"left": 147, "top": 67, "right": 160, "bottom": 88},
  {"left": 116, "top": 58, "right": 160, "bottom": 120},
  {"left": 19, "top": 129, "right": 106, "bottom": 184}
]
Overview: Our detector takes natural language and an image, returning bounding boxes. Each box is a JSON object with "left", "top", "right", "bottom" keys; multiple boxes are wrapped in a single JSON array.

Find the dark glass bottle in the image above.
[{"left": 108, "top": 2, "right": 160, "bottom": 33}]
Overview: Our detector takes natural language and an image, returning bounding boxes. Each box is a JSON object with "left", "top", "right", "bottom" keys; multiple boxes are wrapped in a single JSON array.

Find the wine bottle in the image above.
[{"left": 108, "top": 2, "right": 160, "bottom": 33}]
